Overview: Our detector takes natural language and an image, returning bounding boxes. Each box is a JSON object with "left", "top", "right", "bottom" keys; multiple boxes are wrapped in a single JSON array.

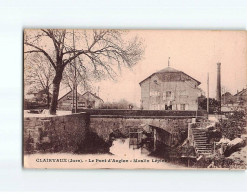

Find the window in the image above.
[
  {"left": 78, "top": 102, "right": 85, "bottom": 107},
  {"left": 150, "top": 91, "right": 160, "bottom": 97},
  {"left": 165, "top": 104, "right": 172, "bottom": 110},
  {"left": 166, "top": 91, "right": 171, "bottom": 98},
  {"left": 62, "top": 102, "right": 70, "bottom": 106},
  {"left": 70, "top": 103, "right": 75, "bottom": 108},
  {"left": 180, "top": 104, "right": 186, "bottom": 110},
  {"left": 163, "top": 91, "right": 174, "bottom": 100},
  {"left": 67, "top": 96, "right": 79, "bottom": 100}
]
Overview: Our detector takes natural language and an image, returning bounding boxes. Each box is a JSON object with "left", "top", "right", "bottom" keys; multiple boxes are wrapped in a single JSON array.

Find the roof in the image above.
[
  {"left": 58, "top": 90, "right": 104, "bottom": 102},
  {"left": 234, "top": 88, "right": 247, "bottom": 96},
  {"left": 156, "top": 66, "right": 181, "bottom": 73},
  {"left": 81, "top": 91, "right": 104, "bottom": 102},
  {"left": 139, "top": 66, "right": 201, "bottom": 85},
  {"left": 58, "top": 90, "right": 83, "bottom": 101},
  {"left": 222, "top": 92, "right": 233, "bottom": 97}
]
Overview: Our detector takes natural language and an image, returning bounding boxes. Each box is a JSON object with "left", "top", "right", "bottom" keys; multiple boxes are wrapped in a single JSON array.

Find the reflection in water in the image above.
[
  {"left": 109, "top": 138, "right": 150, "bottom": 158},
  {"left": 24, "top": 138, "right": 185, "bottom": 169}
]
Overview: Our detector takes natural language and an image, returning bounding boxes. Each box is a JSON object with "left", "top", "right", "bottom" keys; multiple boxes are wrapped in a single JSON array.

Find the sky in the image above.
[{"left": 91, "top": 30, "right": 247, "bottom": 106}]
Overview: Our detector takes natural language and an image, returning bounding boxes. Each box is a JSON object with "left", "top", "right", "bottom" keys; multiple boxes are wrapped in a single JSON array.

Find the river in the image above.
[{"left": 24, "top": 138, "right": 185, "bottom": 169}]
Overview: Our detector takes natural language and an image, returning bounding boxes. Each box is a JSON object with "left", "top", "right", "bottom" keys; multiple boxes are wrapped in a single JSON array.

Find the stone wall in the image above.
[
  {"left": 90, "top": 116, "right": 193, "bottom": 145},
  {"left": 23, "top": 113, "right": 90, "bottom": 153}
]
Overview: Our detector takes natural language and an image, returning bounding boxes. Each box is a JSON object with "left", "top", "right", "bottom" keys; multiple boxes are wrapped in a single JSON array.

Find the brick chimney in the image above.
[{"left": 216, "top": 62, "right": 221, "bottom": 111}]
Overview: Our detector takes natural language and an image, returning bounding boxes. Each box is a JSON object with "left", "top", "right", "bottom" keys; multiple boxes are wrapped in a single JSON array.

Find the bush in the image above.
[{"left": 219, "top": 111, "right": 246, "bottom": 140}]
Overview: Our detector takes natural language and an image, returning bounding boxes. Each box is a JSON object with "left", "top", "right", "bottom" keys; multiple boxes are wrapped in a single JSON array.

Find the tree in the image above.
[
  {"left": 62, "top": 57, "right": 92, "bottom": 93},
  {"left": 24, "top": 29, "right": 144, "bottom": 114},
  {"left": 24, "top": 53, "right": 54, "bottom": 107},
  {"left": 99, "top": 99, "right": 136, "bottom": 109},
  {"left": 198, "top": 97, "right": 220, "bottom": 114}
]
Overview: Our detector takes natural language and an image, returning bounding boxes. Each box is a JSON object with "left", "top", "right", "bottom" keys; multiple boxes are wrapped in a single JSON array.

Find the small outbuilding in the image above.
[{"left": 57, "top": 91, "right": 104, "bottom": 110}]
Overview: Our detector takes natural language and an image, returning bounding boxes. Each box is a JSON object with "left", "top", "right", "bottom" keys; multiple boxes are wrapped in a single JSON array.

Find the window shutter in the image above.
[
  {"left": 171, "top": 92, "right": 175, "bottom": 100},
  {"left": 163, "top": 92, "right": 166, "bottom": 100},
  {"left": 185, "top": 104, "right": 189, "bottom": 110}
]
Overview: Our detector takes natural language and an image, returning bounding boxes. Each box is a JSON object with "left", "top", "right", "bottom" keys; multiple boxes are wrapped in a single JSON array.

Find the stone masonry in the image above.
[{"left": 23, "top": 113, "right": 90, "bottom": 153}]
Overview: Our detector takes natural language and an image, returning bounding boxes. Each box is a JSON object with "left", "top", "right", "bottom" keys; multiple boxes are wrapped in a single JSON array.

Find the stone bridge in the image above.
[
  {"left": 23, "top": 109, "right": 207, "bottom": 154},
  {"left": 74, "top": 109, "right": 207, "bottom": 147}
]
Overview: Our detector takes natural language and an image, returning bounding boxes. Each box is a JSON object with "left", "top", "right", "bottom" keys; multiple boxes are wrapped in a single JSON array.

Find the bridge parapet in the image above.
[{"left": 73, "top": 109, "right": 207, "bottom": 118}]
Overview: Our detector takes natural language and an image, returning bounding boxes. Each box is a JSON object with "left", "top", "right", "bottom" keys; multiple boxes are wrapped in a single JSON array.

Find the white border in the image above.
[{"left": 0, "top": 0, "right": 247, "bottom": 192}]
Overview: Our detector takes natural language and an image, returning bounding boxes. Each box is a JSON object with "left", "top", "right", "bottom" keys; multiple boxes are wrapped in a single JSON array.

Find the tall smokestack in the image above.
[{"left": 216, "top": 62, "right": 221, "bottom": 111}]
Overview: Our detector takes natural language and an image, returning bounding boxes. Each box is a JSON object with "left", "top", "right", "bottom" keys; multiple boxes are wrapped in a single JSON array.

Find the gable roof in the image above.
[
  {"left": 81, "top": 91, "right": 104, "bottom": 102},
  {"left": 139, "top": 66, "right": 201, "bottom": 86},
  {"left": 58, "top": 90, "right": 83, "bottom": 101},
  {"left": 58, "top": 90, "right": 104, "bottom": 102},
  {"left": 234, "top": 88, "right": 247, "bottom": 96},
  {"left": 156, "top": 66, "right": 181, "bottom": 73},
  {"left": 222, "top": 92, "right": 233, "bottom": 97}
]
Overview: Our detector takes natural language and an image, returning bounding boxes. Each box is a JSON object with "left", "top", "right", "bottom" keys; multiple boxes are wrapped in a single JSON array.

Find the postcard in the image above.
[{"left": 23, "top": 29, "right": 247, "bottom": 169}]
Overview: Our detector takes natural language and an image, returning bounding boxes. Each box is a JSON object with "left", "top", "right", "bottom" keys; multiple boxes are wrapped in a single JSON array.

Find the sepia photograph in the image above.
[{"left": 23, "top": 29, "right": 247, "bottom": 170}]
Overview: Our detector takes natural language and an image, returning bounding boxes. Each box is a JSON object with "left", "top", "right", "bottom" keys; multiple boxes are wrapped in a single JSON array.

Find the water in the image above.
[
  {"left": 109, "top": 138, "right": 144, "bottom": 158},
  {"left": 24, "top": 138, "right": 184, "bottom": 169}
]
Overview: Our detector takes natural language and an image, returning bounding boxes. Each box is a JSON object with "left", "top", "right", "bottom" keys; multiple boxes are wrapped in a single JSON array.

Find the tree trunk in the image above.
[{"left": 49, "top": 70, "right": 63, "bottom": 115}]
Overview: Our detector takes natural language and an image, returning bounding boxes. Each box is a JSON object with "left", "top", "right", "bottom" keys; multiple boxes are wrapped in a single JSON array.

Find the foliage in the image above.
[
  {"left": 24, "top": 29, "right": 144, "bottom": 114},
  {"left": 198, "top": 97, "right": 221, "bottom": 113},
  {"left": 24, "top": 53, "right": 54, "bottom": 107},
  {"left": 62, "top": 58, "right": 93, "bottom": 93},
  {"left": 99, "top": 99, "right": 135, "bottom": 109},
  {"left": 219, "top": 111, "right": 246, "bottom": 140}
]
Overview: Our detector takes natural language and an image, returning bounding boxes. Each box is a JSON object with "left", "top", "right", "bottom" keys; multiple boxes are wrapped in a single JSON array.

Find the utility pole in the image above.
[
  {"left": 73, "top": 30, "right": 78, "bottom": 113},
  {"left": 216, "top": 62, "right": 221, "bottom": 113},
  {"left": 207, "top": 72, "right": 209, "bottom": 116}
]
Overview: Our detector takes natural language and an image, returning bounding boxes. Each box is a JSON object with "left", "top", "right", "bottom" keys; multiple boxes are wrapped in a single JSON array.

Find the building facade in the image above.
[
  {"left": 139, "top": 67, "right": 202, "bottom": 111},
  {"left": 221, "top": 89, "right": 247, "bottom": 112},
  {"left": 25, "top": 89, "right": 52, "bottom": 104},
  {"left": 234, "top": 88, "right": 247, "bottom": 105},
  {"left": 57, "top": 91, "right": 104, "bottom": 110}
]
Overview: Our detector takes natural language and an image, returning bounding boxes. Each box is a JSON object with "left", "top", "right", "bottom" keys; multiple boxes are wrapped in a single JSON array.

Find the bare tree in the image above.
[
  {"left": 24, "top": 29, "right": 144, "bottom": 114},
  {"left": 24, "top": 53, "right": 54, "bottom": 107},
  {"left": 62, "top": 56, "right": 92, "bottom": 93}
]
